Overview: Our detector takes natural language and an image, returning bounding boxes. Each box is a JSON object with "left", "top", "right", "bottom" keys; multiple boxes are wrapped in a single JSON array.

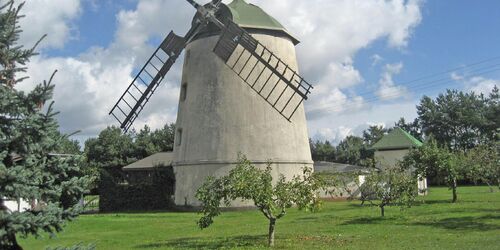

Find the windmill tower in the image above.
[{"left": 110, "top": 0, "right": 314, "bottom": 207}]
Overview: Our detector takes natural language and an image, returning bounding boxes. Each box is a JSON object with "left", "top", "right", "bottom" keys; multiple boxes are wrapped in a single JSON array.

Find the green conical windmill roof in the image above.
[
  {"left": 372, "top": 127, "right": 423, "bottom": 150},
  {"left": 226, "top": 0, "right": 300, "bottom": 44}
]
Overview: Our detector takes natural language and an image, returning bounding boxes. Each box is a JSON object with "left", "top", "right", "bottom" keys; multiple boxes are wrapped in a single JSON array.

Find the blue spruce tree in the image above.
[{"left": 0, "top": 1, "right": 90, "bottom": 249}]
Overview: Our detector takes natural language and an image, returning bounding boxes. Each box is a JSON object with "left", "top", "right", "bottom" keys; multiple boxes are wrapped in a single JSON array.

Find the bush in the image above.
[{"left": 98, "top": 166, "right": 175, "bottom": 212}]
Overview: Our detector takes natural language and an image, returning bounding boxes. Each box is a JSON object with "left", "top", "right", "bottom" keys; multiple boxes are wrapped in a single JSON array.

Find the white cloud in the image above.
[
  {"left": 248, "top": 0, "right": 422, "bottom": 123},
  {"left": 318, "top": 61, "right": 364, "bottom": 89},
  {"left": 17, "top": 0, "right": 81, "bottom": 49},
  {"left": 376, "top": 62, "right": 408, "bottom": 100},
  {"left": 251, "top": 0, "right": 423, "bottom": 75},
  {"left": 17, "top": 0, "right": 423, "bottom": 141},
  {"left": 307, "top": 87, "right": 365, "bottom": 120},
  {"left": 312, "top": 126, "right": 353, "bottom": 144},
  {"left": 451, "top": 73, "right": 499, "bottom": 95}
]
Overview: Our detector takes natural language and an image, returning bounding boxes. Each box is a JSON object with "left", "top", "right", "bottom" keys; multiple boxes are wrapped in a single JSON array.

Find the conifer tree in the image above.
[{"left": 0, "top": 1, "right": 90, "bottom": 249}]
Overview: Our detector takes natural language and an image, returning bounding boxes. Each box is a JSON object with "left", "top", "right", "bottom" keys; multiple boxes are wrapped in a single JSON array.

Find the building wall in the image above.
[
  {"left": 375, "top": 149, "right": 409, "bottom": 170},
  {"left": 4, "top": 198, "right": 31, "bottom": 212},
  {"left": 172, "top": 33, "right": 312, "bottom": 206},
  {"left": 375, "top": 149, "right": 428, "bottom": 195}
]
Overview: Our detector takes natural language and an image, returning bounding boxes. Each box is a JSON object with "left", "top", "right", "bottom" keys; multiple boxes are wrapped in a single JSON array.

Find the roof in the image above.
[
  {"left": 226, "top": 0, "right": 299, "bottom": 44},
  {"left": 122, "top": 152, "right": 174, "bottom": 171},
  {"left": 314, "top": 161, "right": 372, "bottom": 174},
  {"left": 372, "top": 127, "right": 423, "bottom": 150},
  {"left": 193, "top": 0, "right": 299, "bottom": 45}
]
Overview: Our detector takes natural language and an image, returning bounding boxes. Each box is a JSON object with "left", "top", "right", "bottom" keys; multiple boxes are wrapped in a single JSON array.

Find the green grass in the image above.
[{"left": 20, "top": 186, "right": 500, "bottom": 249}]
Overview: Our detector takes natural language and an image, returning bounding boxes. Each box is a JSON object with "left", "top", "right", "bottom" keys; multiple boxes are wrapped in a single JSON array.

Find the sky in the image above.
[{"left": 15, "top": 0, "right": 500, "bottom": 146}]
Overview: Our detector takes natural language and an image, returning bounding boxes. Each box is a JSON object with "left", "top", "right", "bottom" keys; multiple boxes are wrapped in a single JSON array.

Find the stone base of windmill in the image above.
[{"left": 173, "top": 161, "right": 313, "bottom": 207}]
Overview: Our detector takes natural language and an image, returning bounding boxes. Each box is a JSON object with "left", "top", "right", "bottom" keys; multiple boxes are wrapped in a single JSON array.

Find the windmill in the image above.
[{"left": 110, "top": 0, "right": 314, "bottom": 206}]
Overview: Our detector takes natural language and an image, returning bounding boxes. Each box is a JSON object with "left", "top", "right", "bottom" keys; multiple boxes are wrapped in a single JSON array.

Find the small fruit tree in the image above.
[
  {"left": 196, "top": 155, "right": 322, "bottom": 247},
  {"left": 359, "top": 168, "right": 417, "bottom": 217}
]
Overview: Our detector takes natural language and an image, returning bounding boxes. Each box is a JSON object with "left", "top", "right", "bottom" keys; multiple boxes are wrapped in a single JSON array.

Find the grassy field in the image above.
[{"left": 20, "top": 186, "right": 500, "bottom": 249}]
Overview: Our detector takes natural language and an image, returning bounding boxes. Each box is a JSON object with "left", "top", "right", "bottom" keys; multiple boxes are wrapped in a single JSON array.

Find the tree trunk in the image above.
[
  {"left": 452, "top": 178, "right": 458, "bottom": 203},
  {"left": 380, "top": 205, "right": 385, "bottom": 217},
  {"left": 486, "top": 182, "right": 494, "bottom": 193},
  {"left": 6, "top": 234, "right": 23, "bottom": 250},
  {"left": 268, "top": 218, "right": 276, "bottom": 247}
]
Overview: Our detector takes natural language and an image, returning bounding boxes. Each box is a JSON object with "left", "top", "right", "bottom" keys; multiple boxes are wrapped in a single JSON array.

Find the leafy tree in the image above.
[
  {"left": 310, "top": 139, "right": 335, "bottom": 162},
  {"left": 196, "top": 155, "right": 322, "bottom": 247},
  {"left": 54, "top": 132, "right": 81, "bottom": 155},
  {"left": 417, "top": 89, "right": 496, "bottom": 152},
  {"left": 84, "top": 126, "right": 135, "bottom": 169},
  {"left": 483, "top": 86, "right": 499, "bottom": 142},
  {"left": 359, "top": 169, "right": 417, "bottom": 216},
  {"left": 336, "top": 135, "right": 366, "bottom": 166},
  {"left": 395, "top": 117, "right": 422, "bottom": 142},
  {"left": 464, "top": 144, "right": 499, "bottom": 192},
  {"left": 83, "top": 126, "right": 136, "bottom": 193},
  {"left": 0, "top": 2, "right": 89, "bottom": 248},
  {"left": 401, "top": 139, "right": 463, "bottom": 202},
  {"left": 362, "top": 125, "right": 387, "bottom": 146},
  {"left": 134, "top": 123, "right": 175, "bottom": 159}
]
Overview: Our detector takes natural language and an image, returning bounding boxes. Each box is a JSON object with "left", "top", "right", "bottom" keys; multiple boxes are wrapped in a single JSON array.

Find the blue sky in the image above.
[{"left": 17, "top": 0, "right": 500, "bottom": 145}]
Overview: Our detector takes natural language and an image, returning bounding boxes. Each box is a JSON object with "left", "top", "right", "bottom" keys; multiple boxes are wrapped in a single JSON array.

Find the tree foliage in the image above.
[
  {"left": 394, "top": 117, "right": 422, "bottom": 142},
  {"left": 196, "top": 155, "right": 322, "bottom": 246},
  {"left": 310, "top": 127, "right": 386, "bottom": 167},
  {"left": 134, "top": 124, "right": 175, "bottom": 159},
  {"left": 362, "top": 125, "right": 387, "bottom": 146},
  {"left": 463, "top": 143, "right": 500, "bottom": 192},
  {"left": 84, "top": 127, "right": 135, "bottom": 169},
  {"left": 400, "top": 139, "right": 463, "bottom": 202},
  {"left": 417, "top": 89, "right": 498, "bottom": 152},
  {"left": 335, "top": 136, "right": 365, "bottom": 165},
  {"left": 310, "top": 139, "right": 335, "bottom": 162},
  {"left": 83, "top": 124, "right": 175, "bottom": 191},
  {"left": 0, "top": 2, "right": 90, "bottom": 248}
]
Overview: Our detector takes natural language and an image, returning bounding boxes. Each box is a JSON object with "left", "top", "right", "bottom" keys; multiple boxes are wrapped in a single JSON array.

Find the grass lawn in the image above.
[{"left": 20, "top": 186, "right": 500, "bottom": 249}]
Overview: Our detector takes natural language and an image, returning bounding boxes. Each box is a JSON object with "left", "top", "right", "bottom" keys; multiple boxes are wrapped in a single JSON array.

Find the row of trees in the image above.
[
  {"left": 310, "top": 122, "right": 402, "bottom": 166},
  {"left": 401, "top": 139, "right": 499, "bottom": 202},
  {"left": 311, "top": 87, "right": 499, "bottom": 182},
  {"left": 82, "top": 125, "right": 175, "bottom": 190}
]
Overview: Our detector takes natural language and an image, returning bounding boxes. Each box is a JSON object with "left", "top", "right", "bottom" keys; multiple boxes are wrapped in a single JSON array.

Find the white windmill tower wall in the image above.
[{"left": 172, "top": 0, "right": 313, "bottom": 207}]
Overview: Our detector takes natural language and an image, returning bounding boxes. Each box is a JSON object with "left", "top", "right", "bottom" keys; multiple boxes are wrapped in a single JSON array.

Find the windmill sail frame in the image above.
[
  {"left": 213, "top": 19, "right": 313, "bottom": 121},
  {"left": 109, "top": 31, "right": 186, "bottom": 132}
]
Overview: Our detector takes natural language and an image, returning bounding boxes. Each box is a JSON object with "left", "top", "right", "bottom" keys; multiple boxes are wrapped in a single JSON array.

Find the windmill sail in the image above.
[
  {"left": 213, "top": 19, "right": 313, "bottom": 121},
  {"left": 110, "top": 31, "right": 186, "bottom": 132}
]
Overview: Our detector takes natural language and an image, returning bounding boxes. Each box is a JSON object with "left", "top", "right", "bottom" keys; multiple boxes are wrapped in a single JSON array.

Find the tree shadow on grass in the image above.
[
  {"left": 133, "top": 235, "right": 266, "bottom": 249},
  {"left": 341, "top": 216, "right": 387, "bottom": 225},
  {"left": 411, "top": 215, "right": 500, "bottom": 231},
  {"left": 411, "top": 199, "right": 455, "bottom": 206}
]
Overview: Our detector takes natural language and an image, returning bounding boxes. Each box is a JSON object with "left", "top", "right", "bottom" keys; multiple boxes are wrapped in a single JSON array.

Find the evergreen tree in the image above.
[
  {"left": 0, "top": 2, "right": 89, "bottom": 249},
  {"left": 417, "top": 89, "right": 496, "bottom": 152}
]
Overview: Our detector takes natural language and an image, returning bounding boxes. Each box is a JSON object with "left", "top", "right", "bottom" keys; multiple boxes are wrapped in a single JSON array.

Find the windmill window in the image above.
[
  {"left": 176, "top": 128, "right": 183, "bottom": 146},
  {"left": 184, "top": 50, "right": 191, "bottom": 65},
  {"left": 181, "top": 83, "right": 187, "bottom": 101}
]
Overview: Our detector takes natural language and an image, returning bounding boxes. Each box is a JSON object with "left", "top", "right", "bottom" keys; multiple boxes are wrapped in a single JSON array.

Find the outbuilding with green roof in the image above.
[
  {"left": 372, "top": 127, "right": 423, "bottom": 151},
  {"left": 372, "top": 128, "right": 427, "bottom": 194}
]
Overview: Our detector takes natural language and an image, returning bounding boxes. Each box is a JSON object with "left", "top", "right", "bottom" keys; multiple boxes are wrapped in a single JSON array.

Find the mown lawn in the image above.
[{"left": 20, "top": 186, "right": 500, "bottom": 249}]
